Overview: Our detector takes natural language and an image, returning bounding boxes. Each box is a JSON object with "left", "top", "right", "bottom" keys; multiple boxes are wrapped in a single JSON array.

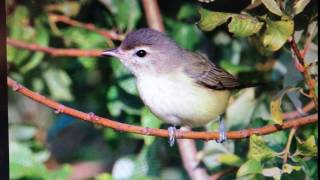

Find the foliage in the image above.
[{"left": 7, "top": 0, "right": 317, "bottom": 179}]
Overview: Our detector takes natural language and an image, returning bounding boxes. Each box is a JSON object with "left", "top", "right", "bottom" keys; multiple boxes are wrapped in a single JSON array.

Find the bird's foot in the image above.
[
  {"left": 168, "top": 126, "right": 177, "bottom": 147},
  {"left": 216, "top": 118, "right": 227, "bottom": 143}
]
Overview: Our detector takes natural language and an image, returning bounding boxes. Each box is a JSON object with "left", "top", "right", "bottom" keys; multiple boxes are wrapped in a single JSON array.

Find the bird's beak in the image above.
[{"left": 101, "top": 48, "right": 119, "bottom": 57}]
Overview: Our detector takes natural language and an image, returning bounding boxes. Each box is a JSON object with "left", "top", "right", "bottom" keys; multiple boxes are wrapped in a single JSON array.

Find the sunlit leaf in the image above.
[
  {"left": 198, "top": 9, "right": 232, "bottom": 31},
  {"left": 293, "top": 0, "right": 311, "bottom": 15},
  {"left": 45, "top": 2, "right": 80, "bottom": 17},
  {"left": 261, "top": 0, "right": 283, "bottom": 16},
  {"left": 44, "top": 68, "right": 73, "bottom": 101},
  {"left": 217, "top": 153, "right": 244, "bottom": 167},
  {"left": 282, "top": 164, "right": 302, "bottom": 174},
  {"left": 198, "top": 8, "right": 263, "bottom": 37},
  {"left": 248, "top": 135, "right": 277, "bottom": 162},
  {"left": 295, "top": 136, "right": 318, "bottom": 157},
  {"left": 226, "top": 88, "right": 256, "bottom": 130},
  {"left": 262, "top": 17, "right": 294, "bottom": 51},
  {"left": 270, "top": 87, "right": 300, "bottom": 124},
  {"left": 95, "top": 173, "right": 113, "bottom": 180},
  {"left": 228, "top": 15, "right": 263, "bottom": 37},
  {"left": 237, "top": 159, "right": 262, "bottom": 177}
]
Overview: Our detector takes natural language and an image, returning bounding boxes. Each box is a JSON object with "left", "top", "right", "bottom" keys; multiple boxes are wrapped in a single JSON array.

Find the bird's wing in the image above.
[{"left": 183, "top": 53, "right": 241, "bottom": 90}]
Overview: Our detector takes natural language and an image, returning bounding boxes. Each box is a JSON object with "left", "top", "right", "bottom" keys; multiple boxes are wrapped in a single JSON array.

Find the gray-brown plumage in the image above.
[
  {"left": 183, "top": 53, "right": 241, "bottom": 90},
  {"left": 102, "top": 28, "right": 254, "bottom": 144}
]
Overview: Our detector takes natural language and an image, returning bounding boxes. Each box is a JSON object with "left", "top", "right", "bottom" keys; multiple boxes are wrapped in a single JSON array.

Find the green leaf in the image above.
[
  {"left": 165, "top": 18, "right": 201, "bottom": 50},
  {"left": 262, "top": 17, "right": 294, "bottom": 51},
  {"left": 282, "top": 164, "right": 302, "bottom": 174},
  {"left": 248, "top": 135, "right": 277, "bottom": 162},
  {"left": 261, "top": 0, "right": 283, "bottom": 16},
  {"left": 141, "top": 108, "right": 162, "bottom": 145},
  {"left": 220, "top": 60, "right": 253, "bottom": 74},
  {"left": 226, "top": 88, "right": 256, "bottom": 130},
  {"left": 228, "top": 15, "right": 263, "bottom": 37},
  {"left": 198, "top": 8, "right": 232, "bottom": 31},
  {"left": 21, "top": 19, "right": 49, "bottom": 73},
  {"left": 95, "top": 173, "right": 113, "bottom": 180},
  {"left": 295, "top": 136, "right": 318, "bottom": 157},
  {"left": 237, "top": 159, "right": 262, "bottom": 177},
  {"left": 48, "top": 165, "right": 71, "bottom": 179},
  {"left": 270, "top": 87, "right": 300, "bottom": 124},
  {"left": 217, "top": 153, "right": 244, "bottom": 167},
  {"left": 293, "top": 0, "right": 311, "bottom": 15},
  {"left": 177, "top": 4, "right": 198, "bottom": 20},
  {"left": 112, "top": 0, "right": 141, "bottom": 31},
  {"left": 9, "top": 141, "right": 48, "bottom": 179},
  {"left": 45, "top": 2, "right": 80, "bottom": 17},
  {"left": 106, "top": 85, "right": 122, "bottom": 117},
  {"left": 44, "top": 68, "right": 74, "bottom": 101},
  {"left": 197, "top": 8, "right": 263, "bottom": 37},
  {"left": 7, "top": 5, "right": 35, "bottom": 65},
  {"left": 111, "top": 59, "right": 138, "bottom": 95}
]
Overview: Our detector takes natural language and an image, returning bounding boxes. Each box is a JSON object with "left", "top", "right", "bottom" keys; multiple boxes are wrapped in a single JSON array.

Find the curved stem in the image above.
[
  {"left": 7, "top": 38, "right": 103, "bottom": 57},
  {"left": 7, "top": 77, "right": 318, "bottom": 141}
]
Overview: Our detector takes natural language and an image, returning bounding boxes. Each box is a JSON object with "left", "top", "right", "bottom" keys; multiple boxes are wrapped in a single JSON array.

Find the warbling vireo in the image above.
[{"left": 102, "top": 28, "right": 253, "bottom": 145}]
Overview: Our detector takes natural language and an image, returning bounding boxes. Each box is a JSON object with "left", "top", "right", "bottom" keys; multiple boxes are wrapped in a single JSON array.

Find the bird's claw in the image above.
[
  {"left": 168, "top": 126, "right": 177, "bottom": 147},
  {"left": 216, "top": 118, "right": 227, "bottom": 143}
]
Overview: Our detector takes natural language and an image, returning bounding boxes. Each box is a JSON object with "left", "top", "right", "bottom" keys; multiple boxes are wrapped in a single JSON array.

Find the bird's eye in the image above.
[{"left": 136, "top": 50, "right": 147, "bottom": 57}]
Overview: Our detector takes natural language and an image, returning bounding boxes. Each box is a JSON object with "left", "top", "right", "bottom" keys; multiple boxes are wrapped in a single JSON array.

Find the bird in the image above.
[{"left": 102, "top": 28, "right": 254, "bottom": 146}]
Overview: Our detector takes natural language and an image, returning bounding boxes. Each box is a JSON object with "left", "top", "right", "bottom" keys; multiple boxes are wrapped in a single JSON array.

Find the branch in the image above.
[
  {"left": 48, "top": 14, "right": 124, "bottom": 41},
  {"left": 177, "top": 127, "right": 209, "bottom": 180},
  {"left": 141, "top": 0, "right": 164, "bottom": 32},
  {"left": 7, "top": 38, "right": 103, "bottom": 57},
  {"left": 282, "top": 101, "right": 315, "bottom": 119},
  {"left": 288, "top": 37, "right": 318, "bottom": 110},
  {"left": 7, "top": 77, "right": 318, "bottom": 141},
  {"left": 282, "top": 128, "right": 297, "bottom": 164}
]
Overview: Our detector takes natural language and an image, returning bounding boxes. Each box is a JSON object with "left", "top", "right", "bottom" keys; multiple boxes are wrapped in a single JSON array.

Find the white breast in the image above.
[{"left": 136, "top": 73, "right": 230, "bottom": 127}]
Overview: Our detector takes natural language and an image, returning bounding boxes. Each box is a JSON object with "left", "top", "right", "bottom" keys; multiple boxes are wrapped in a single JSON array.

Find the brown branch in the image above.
[
  {"left": 7, "top": 77, "right": 318, "bottom": 141},
  {"left": 142, "top": 0, "right": 164, "bottom": 32},
  {"left": 177, "top": 127, "right": 210, "bottom": 180},
  {"left": 7, "top": 38, "right": 103, "bottom": 57},
  {"left": 288, "top": 37, "right": 318, "bottom": 110},
  {"left": 48, "top": 14, "right": 124, "bottom": 41},
  {"left": 283, "top": 101, "right": 315, "bottom": 119}
]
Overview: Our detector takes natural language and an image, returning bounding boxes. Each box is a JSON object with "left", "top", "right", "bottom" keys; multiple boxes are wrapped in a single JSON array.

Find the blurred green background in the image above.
[{"left": 7, "top": 0, "right": 318, "bottom": 179}]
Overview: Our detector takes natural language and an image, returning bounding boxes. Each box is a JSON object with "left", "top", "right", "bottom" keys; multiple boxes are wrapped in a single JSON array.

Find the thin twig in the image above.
[
  {"left": 7, "top": 77, "right": 318, "bottom": 141},
  {"left": 177, "top": 127, "right": 210, "bottom": 180},
  {"left": 141, "top": 0, "right": 164, "bottom": 32},
  {"left": 288, "top": 37, "right": 318, "bottom": 110},
  {"left": 283, "top": 101, "right": 315, "bottom": 119},
  {"left": 7, "top": 38, "right": 103, "bottom": 57},
  {"left": 48, "top": 14, "right": 125, "bottom": 41},
  {"left": 282, "top": 128, "right": 297, "bottom": 164}
]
